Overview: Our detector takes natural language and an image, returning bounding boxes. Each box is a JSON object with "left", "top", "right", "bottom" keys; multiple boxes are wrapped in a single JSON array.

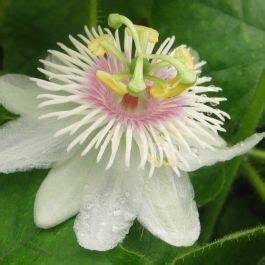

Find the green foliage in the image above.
[
  {"left": 152, "top": 0, "right": 265, "bottom": 135},
  {"left": 0, "top": 0, "right": 264, "bottom": 264},
  {"left": 190, "top": 164, "right": 225, "bottom": 207},
  {"left": 173, "top": 226, "right": 265, "bottom": 265},
  {"left": 0, "top": 0, "right": 88, "bottom": 76}
]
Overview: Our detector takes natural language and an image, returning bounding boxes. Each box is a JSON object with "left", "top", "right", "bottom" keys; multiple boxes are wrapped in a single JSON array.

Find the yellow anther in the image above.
[
  {"left": 96, "top": 70, "right": 128, "bottom": 96},
  {"left": 126, "top": 25, "right": 159, "bottom": 43},
  {"left": 150, "top": 47, "right": 196, "bottom": 99},
  {"left": 88, "top": 34, "right": 114, "bottom": 56},
  {"left": 175, "top": 47, "right": 195, "bottom": 70},
  {"left": 150, "top": 78, "right": 190, "bottom": 99}
]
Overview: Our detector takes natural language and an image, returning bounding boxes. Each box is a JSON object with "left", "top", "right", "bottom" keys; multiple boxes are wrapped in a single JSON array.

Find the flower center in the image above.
[{"left": 88, "top": 14, "right": 197, "bottom": 100}]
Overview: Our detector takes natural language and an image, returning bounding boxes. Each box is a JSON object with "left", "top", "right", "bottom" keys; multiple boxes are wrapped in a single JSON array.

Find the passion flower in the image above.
[{"left": 0, "top": 14, "right": 263, "bottom": 251}]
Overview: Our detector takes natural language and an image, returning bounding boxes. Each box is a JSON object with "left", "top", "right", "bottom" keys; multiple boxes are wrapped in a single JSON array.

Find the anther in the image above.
[
  {"left": 150, "top": 78, "right": 191, "bottom": 99},
  {"left": 175, "top": 47, "right": 195, "bottom": 70},
  {"left": 125, "top": 25, "right": 159, "bottom": 44},
  {"left": 88, "top": 34, "right": 114, "bottom": 56},
  {"left": 96, "top": 71, "right": 128, "bottom": 96}
]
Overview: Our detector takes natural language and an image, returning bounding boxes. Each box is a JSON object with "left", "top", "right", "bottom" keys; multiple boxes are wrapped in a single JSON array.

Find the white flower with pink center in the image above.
[{"left": 0, "top": 14, "right": 264, "bottom": 251}]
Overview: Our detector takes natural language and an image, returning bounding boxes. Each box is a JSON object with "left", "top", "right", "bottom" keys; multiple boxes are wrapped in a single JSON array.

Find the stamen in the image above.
[
  {"left": 88, "top": 34, "right": 129, "bottom": 67},
  {"left": 96, "top": 70, "right": 128, "bottom": 96},
  {"left": 125, "top": 25, "right": 159, "bottom": 53},
  {"left": 175, "top": 47, "right": 195, "bottom": 70},
  {"left": 146, "top": 53, "right": 196, "bottom": 85},
  {"left": 126, "top": 25, "right": 159, "bottom": 44},
  {"left": 150, "top": 77, "right": 191, "bottom": 99},
  {"left": 88, "top": 34, "right": 114, "bottom": 56}
]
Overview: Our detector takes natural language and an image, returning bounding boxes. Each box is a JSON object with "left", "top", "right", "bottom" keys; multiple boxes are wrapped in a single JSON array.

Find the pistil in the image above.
[
  {"left": 128, "top": 56, "right": 146, "bottom": 96},
  {"left": 90, "top": 14, "right": 198, "bottom": 100}
]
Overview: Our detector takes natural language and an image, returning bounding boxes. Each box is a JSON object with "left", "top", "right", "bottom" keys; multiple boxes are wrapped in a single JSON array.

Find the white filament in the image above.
[{"left": 33, "top": 26, "right": 229, "bottom": 177}]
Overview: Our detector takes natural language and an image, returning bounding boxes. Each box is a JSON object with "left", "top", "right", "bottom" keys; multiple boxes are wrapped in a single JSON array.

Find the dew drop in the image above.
[
  {"left": 113, "top": 209, "right": 121, "bottom": 216},
  {"left": 85, "top": 203, "right": 94, "bottom": 210}
]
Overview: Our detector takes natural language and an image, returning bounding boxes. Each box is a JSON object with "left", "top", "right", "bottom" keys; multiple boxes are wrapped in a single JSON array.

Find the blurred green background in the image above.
[{"left": 0, "top": 0, "right": 264, "bottom": 264}]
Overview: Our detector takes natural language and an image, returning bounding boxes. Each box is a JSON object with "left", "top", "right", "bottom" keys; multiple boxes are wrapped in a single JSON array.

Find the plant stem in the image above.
[
  {"left": 242, "top": 162, "right": 265, "bottom": 202},
  {"left": 87, "top": 0, "right": 98, "bottom": 28},
  {"left": 199, "top": 69, "right": 265, "bottom": 243},
  {"left": 249, "top": 148, "right": 265, "bottom": 160}
]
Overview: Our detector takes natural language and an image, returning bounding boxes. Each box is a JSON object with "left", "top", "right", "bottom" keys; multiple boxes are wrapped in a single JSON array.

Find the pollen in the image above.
[
  {"left": 150, "top": 79, "right": 191, "bottom": 99},
  {"left": 96, "top": 70, "right": 128, "bottom": 96},
  {"left": 88, "top": 34, "right": 114, "bottom": 56},
  {"left": 125, "top": 25, "right": 159, "bottom": 43},
  {"left": 175, "top": 47, "right": 195, "bottom": 70}
]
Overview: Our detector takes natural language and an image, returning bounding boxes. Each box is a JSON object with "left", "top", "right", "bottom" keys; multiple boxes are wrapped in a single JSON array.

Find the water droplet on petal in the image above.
[
  {"left": 113, "top": 209, "right": 121, "bottom": 216},
  {"left": 85, "top": 203, "right": 94, "bottom": 210}
]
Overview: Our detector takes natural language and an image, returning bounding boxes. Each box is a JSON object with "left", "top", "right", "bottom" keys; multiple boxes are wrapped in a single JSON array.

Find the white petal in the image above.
[
  {"left": 0, "top": 114, "right": 72, "bottom": 173},
  {"left": 0, "top": 74, "right": 40, "bottom": 115},
  {"left": 138, "top": 168, "right": 200, "bottom": 247},
  {"left": 74, "top": 144, "right": 146, "bottom": 251},
  {"left": 184, "top": 132, "right": 265, "bottom": 172},
  {"left": 34, "top": 151, "right": 95, "bottom": 229}
]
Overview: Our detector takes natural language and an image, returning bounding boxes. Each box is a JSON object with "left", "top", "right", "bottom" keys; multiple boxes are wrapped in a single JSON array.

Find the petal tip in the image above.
[
  {"left": 73, "top": 222, "right": 118, "bottom": 251},
  {"left": 34, "top": 208, "right": 57, "bottom": 229}
]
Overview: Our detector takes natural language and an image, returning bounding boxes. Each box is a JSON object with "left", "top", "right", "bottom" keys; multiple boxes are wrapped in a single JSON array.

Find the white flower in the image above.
[{"left": 0, "top": 14, "right": 264, "bottom": 251}]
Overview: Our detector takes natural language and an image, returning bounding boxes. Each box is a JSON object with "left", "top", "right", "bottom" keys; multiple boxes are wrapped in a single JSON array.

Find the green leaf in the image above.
[
  {"left": 123, "top": 221, "right": 197, "bottom": 264},
  {"left": 172, "top": 226, "right": 265, "bottom": 265},
  {"left": 190, "top": 164, "right": 225, "bottom": 207},
  {"left": 151, "top": 0, "right": 265, "bottom": 133},
  {"left": 0, "top": 0, "right": 88, "bottom": 76},
  {"left": 0, "top": 0, "right": 154, "bottom": 76},
  {"left": 99, "top": 0, "right": 154, "bottom": 26},
  {"left": 214, "top": 189, "right": 265, "bottom": 238},
  {"left": 0, "top": 105, "right": 18, "bottom": 125},
  {"left": 0, "top": 171, "right": 150, "bottom": 265}
]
